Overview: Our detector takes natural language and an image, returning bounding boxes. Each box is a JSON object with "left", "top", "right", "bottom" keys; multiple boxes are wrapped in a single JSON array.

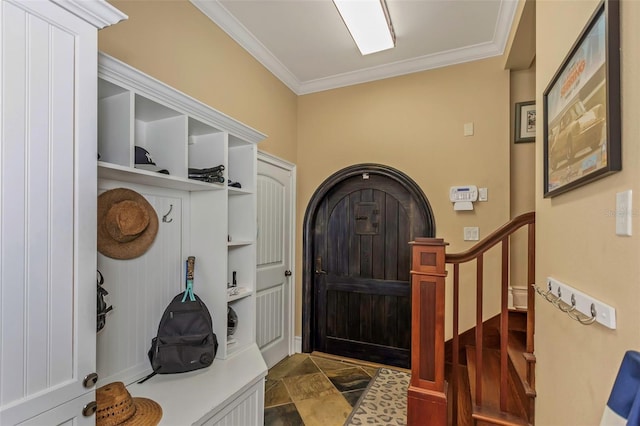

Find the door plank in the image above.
[
  {"left": 347, "top": 292, "right": 361, "bottom": 341},
  {"left": 384, "top": 197, "right": 399, "bottom": 281},
  {"left": 348, "top": 192, "right": 361, "bottom": 277},
  {"left": 371, "top": 191, "right": 386, "bottom": 280}
]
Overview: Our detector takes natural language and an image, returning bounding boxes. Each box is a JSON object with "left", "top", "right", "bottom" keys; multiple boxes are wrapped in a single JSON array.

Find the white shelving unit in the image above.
[{"left": 96, "top": 52, "right": 267, "bottom": 425}]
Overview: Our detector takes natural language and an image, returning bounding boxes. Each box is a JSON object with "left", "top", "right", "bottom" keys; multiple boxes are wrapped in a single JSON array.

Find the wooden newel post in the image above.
[{"left": 407, "top": 238, "right": 448, "bottom": 426}]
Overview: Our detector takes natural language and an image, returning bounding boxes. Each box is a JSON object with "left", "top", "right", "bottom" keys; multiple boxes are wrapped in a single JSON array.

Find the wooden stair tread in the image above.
[
  {"left": 465, "top": 346, "right": 530, "bottom": 426},
  {"left": 507, "top": 331, "right": 536, "bottom": 397},
  {"left": 472, "top": 406, "right": 531, "bottom": 426}
]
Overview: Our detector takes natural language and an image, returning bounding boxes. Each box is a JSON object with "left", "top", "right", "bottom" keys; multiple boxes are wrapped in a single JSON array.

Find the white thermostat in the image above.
[{"left": 450, "top": 185, "right": 478, "bottom": 211}]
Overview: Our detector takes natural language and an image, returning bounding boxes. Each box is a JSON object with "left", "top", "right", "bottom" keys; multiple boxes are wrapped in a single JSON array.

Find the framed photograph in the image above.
[
  {"left": 543, "top": 0, "right": 620, "bottom": 198},
  {"left": 515, "top": 101, "right": 536, "bottom": 143}
]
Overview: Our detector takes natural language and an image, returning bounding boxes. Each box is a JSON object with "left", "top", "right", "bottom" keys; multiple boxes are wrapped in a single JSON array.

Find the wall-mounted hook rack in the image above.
[{"left": 534, "top": 277, "right": 616, "bottom": 329}]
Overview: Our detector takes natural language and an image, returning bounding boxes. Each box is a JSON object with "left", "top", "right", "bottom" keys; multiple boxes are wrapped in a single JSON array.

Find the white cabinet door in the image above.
[
  {"left": 0, "top": 1, "right": 122, "bottom": 424},
  {"left": 16, "top": 393, "right": 95, "bottom": 426}
]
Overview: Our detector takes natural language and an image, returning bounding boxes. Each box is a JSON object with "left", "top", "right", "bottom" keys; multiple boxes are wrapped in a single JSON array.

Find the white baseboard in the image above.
[{"left": 294, "top": 336, "right": 302, "bottom": 353}]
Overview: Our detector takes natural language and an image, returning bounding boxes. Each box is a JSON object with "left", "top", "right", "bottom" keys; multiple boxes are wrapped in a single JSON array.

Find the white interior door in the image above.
[{"left": 256, "top": 153, "right": 295, "bottom": 368}]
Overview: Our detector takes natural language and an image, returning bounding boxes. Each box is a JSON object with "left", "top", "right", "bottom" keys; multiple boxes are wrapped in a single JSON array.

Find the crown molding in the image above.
[
  {"left": 493, "top": 0, "right": 520, "bottom": 55},
  {"left": 190, "top": 0, "right": 518, "bottom": 95},
  {"left": 297, "top": 41, "right": 503, "bottom": 95},
  {"left": 51, "top": 0, "right": 127, "bottom": 28}
]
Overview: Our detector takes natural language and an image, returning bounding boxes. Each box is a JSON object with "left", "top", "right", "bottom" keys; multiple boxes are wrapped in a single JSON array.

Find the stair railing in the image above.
[
  {"left": 446, "top": 211, "right": 535, "bottom": 424},
  {"left": 406, "top": 212, "right": 535, "bottom": 426}
]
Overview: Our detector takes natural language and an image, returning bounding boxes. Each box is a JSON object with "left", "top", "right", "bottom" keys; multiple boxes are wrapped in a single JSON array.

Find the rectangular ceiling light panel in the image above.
[{"left": 333, "top": 0, "right": 396, "bottom": 55}]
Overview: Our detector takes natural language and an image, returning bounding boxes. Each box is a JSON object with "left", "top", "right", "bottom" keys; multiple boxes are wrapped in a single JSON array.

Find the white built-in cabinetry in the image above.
[
  {"left": 0, "top": 1, "right": 125, "bottom": 425},
  {"left": 96, "top": 53, "right": 267, "bottom": 424}
]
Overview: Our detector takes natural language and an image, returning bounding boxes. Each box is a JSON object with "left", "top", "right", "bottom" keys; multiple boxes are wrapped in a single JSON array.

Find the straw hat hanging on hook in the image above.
[{"left": 98, "top": 188, "right": 159, "bottom": 260}]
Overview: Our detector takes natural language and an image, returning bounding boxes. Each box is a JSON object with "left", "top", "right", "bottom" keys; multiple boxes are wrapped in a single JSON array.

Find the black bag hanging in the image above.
[
  {"left": 139, "top": 256, "right": 218, "bottom": 383},
  {"left": 97, "top": 270, "right": 113, "bottom": 333}
]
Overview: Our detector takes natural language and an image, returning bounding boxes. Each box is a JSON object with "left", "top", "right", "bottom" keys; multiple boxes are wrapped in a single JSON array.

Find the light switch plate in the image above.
[
  {"left": 464, "top": 227, "right": 479, "bottom": 241},
  {"left": 464, "top": 122, "right": 474, "bottom": 136},
  {"left": 616, "top": 190, "right": 632, "bottom": 236},
  {"left": 478, "top": 187, "right": 488, "bottom": 201}
]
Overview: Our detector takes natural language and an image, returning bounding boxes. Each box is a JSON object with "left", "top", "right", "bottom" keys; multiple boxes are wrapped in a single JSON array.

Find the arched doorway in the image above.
[{"left": 302, "top": 164, "right": 435, "bottom": 368}]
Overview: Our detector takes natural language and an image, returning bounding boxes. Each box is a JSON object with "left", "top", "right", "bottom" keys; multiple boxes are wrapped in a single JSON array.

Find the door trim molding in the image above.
[
  {"left": 301, "top": 163, "right": 435, "bottom": 353},
  {"left": 258, "top": 150, "right": 297, "bottom": 357}
]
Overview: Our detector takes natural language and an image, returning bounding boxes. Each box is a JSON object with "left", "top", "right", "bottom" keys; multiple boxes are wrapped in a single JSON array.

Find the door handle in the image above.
[
  {"left": 315, "top": 256, "right": 327, "bottom": 275},
  {"left": 285, "top": 270, "right": 292, "bottom": 277}
]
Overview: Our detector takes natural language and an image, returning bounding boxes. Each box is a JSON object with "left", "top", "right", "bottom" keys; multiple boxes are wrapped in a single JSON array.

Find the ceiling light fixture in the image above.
[{"left": 333, "top": 0, "right": 396, "bottom": 56}]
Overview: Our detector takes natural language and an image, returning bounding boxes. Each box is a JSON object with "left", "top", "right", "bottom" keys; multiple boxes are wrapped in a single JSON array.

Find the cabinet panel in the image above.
[
  {"left": 198, "top": 380, "right": 264, "bottom": 426},
  {"left": 189, "top": 190, "right": 228, "bottom": 358},
  {"left": 1, "top": 0, "right": 78, "bottom": 404},
  {"left": 17, "top": 392, "right": 94, "bottom": 426},
  {"left": 0, "top": 1, "right": 125, "bottom": 424}
]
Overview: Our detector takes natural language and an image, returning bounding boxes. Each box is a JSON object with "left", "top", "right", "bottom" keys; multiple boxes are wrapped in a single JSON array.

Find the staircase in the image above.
[
  {"left": 407, "top": 212, "right": 536, "bottom": 426},
  {"left": 455, "top": 311, "right": 535, "bottom": 426}
]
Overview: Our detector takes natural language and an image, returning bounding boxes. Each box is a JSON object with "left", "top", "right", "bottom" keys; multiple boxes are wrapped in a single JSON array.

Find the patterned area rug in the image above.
[{"left": 344, "top": 367, "right": 411, "bottom": 425}]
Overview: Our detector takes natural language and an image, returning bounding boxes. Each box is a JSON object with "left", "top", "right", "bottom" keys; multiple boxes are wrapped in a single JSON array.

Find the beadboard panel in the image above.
[
  {"left": 199, "top": 379, "right": 264, "bottom": 426},
  {"left": 1, "top": 0, "right": 75, "bottom": 406},
  {"left": 256, "top": 285, "right": 284, "bottom": 349},
  {"left": 257, "top": 175, "right": 284, "bottom": 266},
  {"left": 0, "top": 1, "right": 114, "bottom": 423},
  {"left": 96, "top": 181, "right": 187, "bottom": 386}
]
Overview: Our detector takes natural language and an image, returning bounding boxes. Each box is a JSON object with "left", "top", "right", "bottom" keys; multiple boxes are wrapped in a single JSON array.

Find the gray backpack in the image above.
[{"left": 139, "top": 258, "right": 218, "bottom": 383}]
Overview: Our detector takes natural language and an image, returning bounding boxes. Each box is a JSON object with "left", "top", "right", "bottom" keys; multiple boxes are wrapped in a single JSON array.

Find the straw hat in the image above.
[
  {"left": 96, "top": 381, "right": 162, "bottom": 426},
  {"left": 98, "top": 188, "right": 158, "bottom": 259}
]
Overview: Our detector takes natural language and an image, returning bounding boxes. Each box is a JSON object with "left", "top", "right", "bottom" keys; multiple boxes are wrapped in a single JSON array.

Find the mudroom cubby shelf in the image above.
[
  {"left": 96, "top": 52, "right": 266, "bottom": 425},
  {"left": 227, "top": 286, "right": 253, "bottom": 302},
  {"left": 97, "top": 161, "right": 223, "bottom": 191}
]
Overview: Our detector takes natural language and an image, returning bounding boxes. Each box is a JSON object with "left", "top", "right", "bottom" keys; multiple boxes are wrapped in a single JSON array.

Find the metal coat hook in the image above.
[
  {"left": 568, "top": 303, "right": 598, "bottom": 325},
  {"left": 558, "top": 293, "right": 577, "bottom": 314},
  {"left": 162, "top": 204, "right": 173, "bottom": 223},
  {"left": 533, "top": 283, "right": 598, "bottom": 326}
]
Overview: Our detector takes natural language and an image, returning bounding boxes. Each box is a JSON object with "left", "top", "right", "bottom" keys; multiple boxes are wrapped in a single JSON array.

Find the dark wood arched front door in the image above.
[{"left": 302, "top": 164, "right": 435, "bottom": 368}]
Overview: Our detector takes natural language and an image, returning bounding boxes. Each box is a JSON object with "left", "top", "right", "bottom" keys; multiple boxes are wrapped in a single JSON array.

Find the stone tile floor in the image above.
[{"left": 264, "top": 353, "right": 380, "bottom": 426}]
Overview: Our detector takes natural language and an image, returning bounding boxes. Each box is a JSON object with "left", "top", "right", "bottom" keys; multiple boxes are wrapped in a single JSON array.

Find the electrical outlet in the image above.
[{"left": 464, "top": 227, "right": 479, "bottom": 241}]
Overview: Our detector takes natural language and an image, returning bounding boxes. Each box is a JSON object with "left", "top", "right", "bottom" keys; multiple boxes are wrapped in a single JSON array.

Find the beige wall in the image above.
[
  {"left": 509, "top": 64, "right": 536, "bottom": 292},
  {"left": 536, "top": 1, "right": 640, "bottom": 424},
  {"left": 99, "top": 0, "right": 298, "bottom": 163},
  {"left": 510, "top": 63, "right": 536, "bottom": 217},
  {"left": 297, "top": 57, "right": 511, "bottom": 336}
]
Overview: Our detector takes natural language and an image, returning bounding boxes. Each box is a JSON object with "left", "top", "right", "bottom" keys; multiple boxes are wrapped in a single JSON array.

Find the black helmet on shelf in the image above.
[{"left": 227, "top": 306, "right": 238, "bottom": 336}]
